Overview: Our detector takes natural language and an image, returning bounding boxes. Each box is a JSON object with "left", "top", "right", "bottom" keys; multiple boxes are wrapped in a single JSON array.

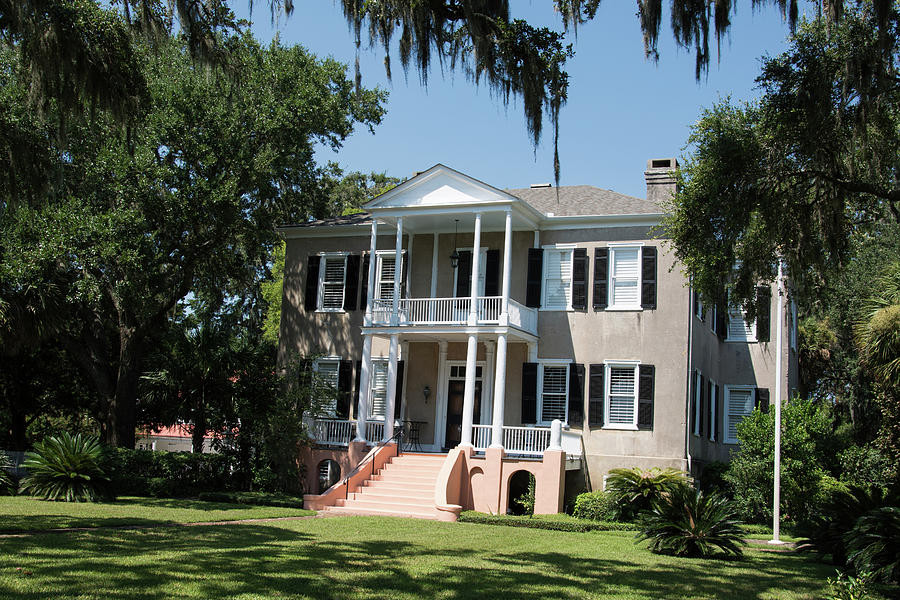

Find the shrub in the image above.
[
  {"left": 20, "top": 433, "right": 111, "bottom": 502},
  {"left": 797, "top": 485, "right": 899, "bottom": 568},
  {"left": 605, "top": 467, "right": 690, "bottom": 521},
  {"left": 196, "top": 491, "right": 305, "bottom": 508},
  {"left": 637, "top": 486, "right": 746, "bottom": 558},
  {"left": 0, "top": 453, "right": 16, "bottom": 494},
  {"left": 828, "top": 571, "right": 876, "bottom": 600},
  {"left": 698, "top": 461, "right": 730, "bottom": 496},
  {"left": 514, "top": 473, "right": 536, "bottom": 516},
  {"left": 725, "top": 398, "right": 837, "bottom": 524},
  {"left": 104, "top": 448, "right": 239, "bottom": 498},
  {"left": 572, "top": 490, "right": 617, "bottom": 522},
  {"left": 846, "top": 507, "right": 900, "bottom": 584},
  {"left": 839, "top": 446, "right": 895, "bottom": 491},
  {"left": 457, "top": 511, "right": 639, "bottom": 532}
]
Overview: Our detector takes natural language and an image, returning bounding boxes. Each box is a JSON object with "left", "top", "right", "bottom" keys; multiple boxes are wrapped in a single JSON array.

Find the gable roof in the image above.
[{"left": 507, "top": 185, "right": 660, "bottom": 216}]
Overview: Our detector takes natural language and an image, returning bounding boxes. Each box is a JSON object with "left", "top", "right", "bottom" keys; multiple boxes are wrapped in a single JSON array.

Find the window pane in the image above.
[
  {"left": 370, "top": 361, "right": 388, "bottom": 419},
  {"left": 543, "top": 249, "right": 572, "bottom": 308},
  {"left": 608, "top": 367, "right": 636, "bottom": 424},
  {"left": 315, "top": 359, "right": 340, "bottom": 416},
  {"left": 541, "top": 365, "right": 567, "bottom": 422},
  {"left": 611, "top": 248, "right": 639, "bottom": 306},
  {"left": 377, "top": 256, "right": 396, "bottom": 300},
  {"left": 726, "top": 388, "right": 754, "bottom": 441},
  {"left": 321, "top": 257, "right": 345, "bottom": 309}
]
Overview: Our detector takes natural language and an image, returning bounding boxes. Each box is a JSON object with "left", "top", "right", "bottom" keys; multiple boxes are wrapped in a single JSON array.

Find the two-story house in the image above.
[{"left": 277, "top": 160, "right": 798, "bottom": 520}]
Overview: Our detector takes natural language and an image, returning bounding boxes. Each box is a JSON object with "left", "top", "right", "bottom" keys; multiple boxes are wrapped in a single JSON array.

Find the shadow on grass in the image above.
[{"left": 0, "top": 521, "right": 835, "bottom": 600}]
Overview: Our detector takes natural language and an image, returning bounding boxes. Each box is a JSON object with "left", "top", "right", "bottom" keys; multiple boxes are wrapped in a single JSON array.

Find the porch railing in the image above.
[
  {"left": 471, "top": 424, "right": 553, "bottom": 456},
  {"left": 368, "top": 296, "right": 537, "bottom": 334},
  {"left": 310, "top": 419, "right": 385, "bottom": 446}
]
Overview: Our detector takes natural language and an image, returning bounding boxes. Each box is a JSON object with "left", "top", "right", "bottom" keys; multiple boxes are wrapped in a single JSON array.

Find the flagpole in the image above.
[{"left": 769, "top": 260, "right": 785, "bottom": 545}]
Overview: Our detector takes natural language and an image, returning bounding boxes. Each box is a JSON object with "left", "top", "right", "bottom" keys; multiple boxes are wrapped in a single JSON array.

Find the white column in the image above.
[
  {"left": 482, "top": 340, "right": 496, "bottom": 425},
  {"left": 468, "top": 212, "right": 482, "bottom": 326},
  {"left": 430, "top": 233, "right": 439, "bottom": 321},
  {"left": 490, "top": 333, "right": 508, "bottom": 448},
  {"left": 436, "top": 340, "right": 449, "bottom": 448},
  {"left": 364, "top": 219, "right": 378, "bottom": 325},
  {"left": 399, "top": 341, "right": 409, "bottom": 421},
  {"left": 500, "top": 209, "right": 512, "bottom": 325},
  {"left": 527, "top": 342, "right": 538, "bottom": 362},
  {"left": 354, "top": 335, "right": 374, "bottom": 442},
  {"left": 391, "top": 217, "right": 403, "bottom": 326},
  {"left": 384, "top": 333, "right": 400, "bottom": 441},
  {"left": 405, "top": 233, "right": 413, "bottom": 299},
  {"left": 460, "top": 333, "right": 478, "bottom": 446}
]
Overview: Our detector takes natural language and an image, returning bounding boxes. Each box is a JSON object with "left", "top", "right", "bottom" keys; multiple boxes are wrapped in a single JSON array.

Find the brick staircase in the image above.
[{"left": 319, "top": 453, "right": 446, "bottom": 520}]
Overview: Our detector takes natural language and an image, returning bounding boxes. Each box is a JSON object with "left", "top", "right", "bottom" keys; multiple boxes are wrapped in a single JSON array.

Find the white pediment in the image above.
[{"left": 365, "top": 164, "right": 515, "bottom": 210}]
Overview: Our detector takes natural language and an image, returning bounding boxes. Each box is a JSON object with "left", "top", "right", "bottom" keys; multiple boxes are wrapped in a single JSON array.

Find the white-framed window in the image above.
[
  {"left": 710, "top": 304, "right": 718, "bottom": 333},
  {"left": 724, "top": 385, "right": 755, "bottom": 444},
  {"left": 541, "top": 245, "right": 575, "bottom": 310},
  {"left": 709, "top": 380, "right": 717, "bottom": 442},
  {"left": 539, "top": 361, "right": 569, "bottom": 423},
  {"left": 369, "top": 359, "right": 389, "bottom": 419},
  {"left": 313, "top": 358, "right": 341, "bottom": 416},
  {"left": 726, "top": 293, "right": 757, "bottom": 342},
  {"left": 693, "top": 370, "right": 702, "bottom": 436},
  {"left": 373, "top": 250, "right": 405, "bottom": 301},
  {"left": 604, "top": 361, "right": 640, "bottom": 429},
  {"left": 608, "top": 244, "right": 643, "bottom": 310},
  {"left": 693, "top": 288, "right": 703, "bottom": 319},
  {"left": 317, "top": 253, "right": 348, "bottom": 311}
]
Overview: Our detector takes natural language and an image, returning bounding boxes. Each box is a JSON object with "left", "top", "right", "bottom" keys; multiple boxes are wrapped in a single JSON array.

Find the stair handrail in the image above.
[{"left": 340, "top": 426, "right": 404, "bottom": 500}]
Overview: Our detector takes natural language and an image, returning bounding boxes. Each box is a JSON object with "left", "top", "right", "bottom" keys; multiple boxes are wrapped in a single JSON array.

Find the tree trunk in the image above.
[
  {"left": 107, "top": 332, "right": 145, "bottom": 449},
  {"left": 192, "top": 392, "right": 206, "bottom": 454}
]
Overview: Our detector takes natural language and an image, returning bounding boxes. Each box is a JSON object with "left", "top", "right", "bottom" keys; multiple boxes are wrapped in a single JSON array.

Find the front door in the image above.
[{"left": 444, "top": 377, "right": 482, "bottom": 450}]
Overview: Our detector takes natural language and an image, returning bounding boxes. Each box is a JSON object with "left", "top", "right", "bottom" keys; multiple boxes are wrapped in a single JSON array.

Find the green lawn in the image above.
[
  {"left": 0, "top": 496, "right": 313, "bottom": 532},
  {"left": 0, "top": 512, "right": 836, "bottom": 599}
]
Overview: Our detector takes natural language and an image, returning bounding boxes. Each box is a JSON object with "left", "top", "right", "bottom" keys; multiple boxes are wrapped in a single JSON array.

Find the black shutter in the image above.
[
  {"left": 715, "top": 303, "right": 727, "bottom": 339},
  {"left": 690, "top": 370, "right": 698, "bottom": 434},
  {"left": 525, "top": 248, "right": 543, "bottom": 308},
  {"left": 400, "top": 253, "right": 409, "bottom": 299},
  {"left": 353, "top": 360, "right": 362, "bottom": 420},
  {"left": 705, "top": 378, "right": 713, "bottom": 438},
  {"left": 344, "top": 255, "right": 360, "bottom": 311},
  {"left": 485, "top": 249, "right": 500, "bottom": 296},
  {"left": 521, "top": 362, "right": 538, "bottom": 424},
  {"left": 588, "top": 364, "right": 605, "bottom": 427},
  {"left": 336, "top": 360, "right": 352, "bottom": 418},
  {"left": 641, "top": 246, "right": 657, "bottom": 309},
  {"left": 568, "top": 363, "right": 585, "bottom": 427},
  {"left": 394, "top": 360, "right": 405, "bottom": 419},
  {"left": 359, "top": 254, "right": 370, "bottom": 310},
  {"left": 571, "top": 248, "right": 588, "bottom": 310},
  {"left": 756, "top": 286, "right": 771, "bottom": 342},
  {"left": 715, "top": 383, "right": 722, "bottom": 442},
  {"left": 304, "top": 255, "right": 320, "bottom": 311},
  {"left": 638, "top": 365, "right": 655, "bottom": 430},
  {"left": 593, "top": 248, "right": 608, "bottom": 310},
  {"left": 699, "top": 374, "right": 706, "bottom": 437},
  {"left": 456, "top": 250, "right": 473, "bottom": 297},
  {"left": 755, "top": 388, "right": 770, "bottom": 413}
]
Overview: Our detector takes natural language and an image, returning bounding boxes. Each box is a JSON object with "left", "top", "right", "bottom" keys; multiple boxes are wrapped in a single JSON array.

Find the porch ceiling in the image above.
[
  {"left": 362, "top": 327, "right": 538, "bottom": 345},
  {"left": 372, "top": 205, "right": 537, "bottom": 234}
]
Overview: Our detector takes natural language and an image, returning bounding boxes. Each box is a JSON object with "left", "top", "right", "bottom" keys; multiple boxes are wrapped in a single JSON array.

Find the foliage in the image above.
[
  {"left": 457, "top": 511, "right": 639, "bottom": 532},
  {"left": 104, "top": 447, "right": 237, "bottom": 498},
  {"left": 797, "top": 485, "right": 899, "bottom": 568},
  {"left": 637, "top": 486, "right": 745, "bottom": 558},
  {"left": 839, "top": 446, "right": 895, "bottom": 491},
  {"left": 1, "top": 33, "right": 385, "bottom": 448},
  {"left": 0, "top": 452, "right": 16, "bottom": 494},
  {"left": 514, "top": 473, "right": 536, "bottom": 516},
  {"left": 664, "top": 6, "right": 900, "bottom": 317},
  {"left": 604, "top": 467, "right": 689, "bottom": 522},
  {"left": 698, "top": 461, "right": 730, "bottom": 496},
  {"left": 20, "top": 433, "right": 110, "bottom": 502},
  {"left": 725, "top": 399, "right": 837, "bottom": 524},
  {"left": 260, "top": 241, "right": 286, "bottom": 345},
  {"left": 195, "top": 491, "right": 304, "bottom": 509},
  {"left": 828, "top": 571, "right": 877, "bottom": 600},
  {"left": 846, "top": 507, "right": 900, "bottom": 584},
  {"left": 572, "top": 489, "right": 617, "bottom": 522}
]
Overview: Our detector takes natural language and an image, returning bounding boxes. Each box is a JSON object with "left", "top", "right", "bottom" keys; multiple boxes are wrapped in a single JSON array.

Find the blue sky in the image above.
[{"left": 242, "top": 2, "right": 800, "bottom": 199}]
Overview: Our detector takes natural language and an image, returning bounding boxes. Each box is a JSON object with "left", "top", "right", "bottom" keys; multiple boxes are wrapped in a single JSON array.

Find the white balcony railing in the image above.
[
  {"left": 310, "top": 419, "right": 385, "bottom": 446},
  {"left": 471, "top": 424, "right": 555, "bottom": 456},
  {"left": 369, "top": 296, "right": 537, "bottom": 335}
]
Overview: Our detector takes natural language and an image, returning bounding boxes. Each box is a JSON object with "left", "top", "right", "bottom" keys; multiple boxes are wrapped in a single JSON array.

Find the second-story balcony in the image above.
[{"left": 370, "top": 296, "right": 537, "bottom": 335}]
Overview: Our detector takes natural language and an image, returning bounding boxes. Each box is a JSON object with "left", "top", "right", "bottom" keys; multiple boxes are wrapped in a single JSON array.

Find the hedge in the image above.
[
  {"left": 105, "top": 448, "right": 238, "bottom": 498},
  {"left": 196, "top": 491, "right": 305, "bottom": 508},
  {"left": 457, "top": 511, "right": 640, "bottom": 532}
]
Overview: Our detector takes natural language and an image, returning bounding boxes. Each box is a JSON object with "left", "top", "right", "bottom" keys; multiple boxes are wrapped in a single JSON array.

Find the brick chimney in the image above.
[{"left": 644, "top": 158, "right": 679, "bottom": 205}]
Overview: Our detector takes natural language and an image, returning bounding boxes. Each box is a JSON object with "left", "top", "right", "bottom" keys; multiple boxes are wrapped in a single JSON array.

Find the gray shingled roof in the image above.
[
  {"left": 507, "top": 185, "right": 660, "bottom": 216},
  {"left": 280, "top": 212, "right": 372, "bottom": 228}
]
